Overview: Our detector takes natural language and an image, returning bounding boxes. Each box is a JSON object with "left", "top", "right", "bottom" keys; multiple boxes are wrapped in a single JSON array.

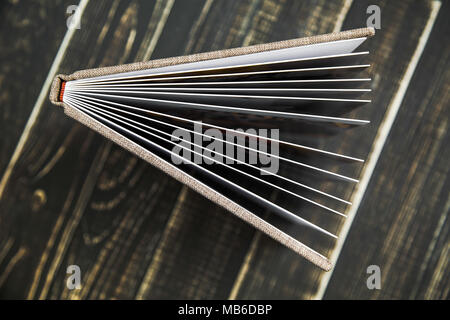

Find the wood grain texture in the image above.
[
  {"left": 0, "top": 0, "right": 447, "bottom": 299},
  {"left": 0, "top": 0, "right": 73, "bottom": 177},
  {"left": 324, "top": 1, "right": 449, "bottom": 299}
]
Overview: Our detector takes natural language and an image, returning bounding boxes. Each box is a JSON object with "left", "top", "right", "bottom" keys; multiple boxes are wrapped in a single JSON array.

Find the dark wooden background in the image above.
[{"left": 0, "top": 0, "right": 448, "bottom": 299}]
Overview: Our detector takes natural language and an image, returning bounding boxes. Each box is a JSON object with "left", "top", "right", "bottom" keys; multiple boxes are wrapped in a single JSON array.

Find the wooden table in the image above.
[{"left": 0, "top": 0, "right": 448, "bottom": 299}]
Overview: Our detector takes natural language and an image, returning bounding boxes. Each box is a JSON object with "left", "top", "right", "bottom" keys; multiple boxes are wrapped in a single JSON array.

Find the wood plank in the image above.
[
  {"left": 231, "top": 0, "right": 436, "bottom": 299},
  {"left": 0, "top": 0, "right": 175, "bottom": 299},
  {"left": 0, "top": 0, "right": 73, "bottom": 177},
  {"left": 324, "top": 1, "right": 449, "bottom": 299}
]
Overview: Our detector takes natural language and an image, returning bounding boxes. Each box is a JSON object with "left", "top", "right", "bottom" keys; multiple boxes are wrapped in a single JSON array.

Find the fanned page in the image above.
[{"left": 56, "top": 34, "right": 372, "bottom": 270}]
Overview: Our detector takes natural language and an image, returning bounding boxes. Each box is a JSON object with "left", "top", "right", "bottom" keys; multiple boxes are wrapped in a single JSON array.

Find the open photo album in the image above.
[{"left": 50, "top": 27, "right": 375, "bottom": 270}]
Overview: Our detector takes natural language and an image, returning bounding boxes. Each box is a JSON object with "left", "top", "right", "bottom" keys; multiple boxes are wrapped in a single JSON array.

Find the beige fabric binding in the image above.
[{"left": 49, "top": 28, "right": 375, "bottom": 270}]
